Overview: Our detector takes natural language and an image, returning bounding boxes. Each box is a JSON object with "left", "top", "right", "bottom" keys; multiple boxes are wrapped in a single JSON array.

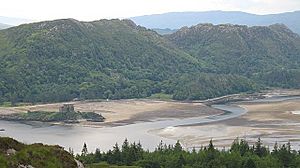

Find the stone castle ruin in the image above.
[
  {"left": 58, "top": 103, "right": 105, "bottom": 122},
  {"left": 59, "top": 104, "right": 75, "bottom": 113}
]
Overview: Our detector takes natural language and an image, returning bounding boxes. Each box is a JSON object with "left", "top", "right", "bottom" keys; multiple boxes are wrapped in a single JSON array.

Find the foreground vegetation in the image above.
[
  {"left": 1, "top": 136, "right": 300, "bottom": 168},
  {"left": 77, "top": 138, "right": 300, "bottom": 168},
  {"left": 0, "top": 137, "right": 77, "bottom": 168}
]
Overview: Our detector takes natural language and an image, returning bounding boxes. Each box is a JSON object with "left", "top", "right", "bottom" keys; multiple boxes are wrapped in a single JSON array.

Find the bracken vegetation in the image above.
[{"left": 0, "top": 137, "right": 77, "bottom": 168}]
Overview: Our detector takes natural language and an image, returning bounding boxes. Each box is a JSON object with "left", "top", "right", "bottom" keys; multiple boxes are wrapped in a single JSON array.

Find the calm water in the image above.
[{"left": 0, "top": 96, "right": 298, "bottom": 153}]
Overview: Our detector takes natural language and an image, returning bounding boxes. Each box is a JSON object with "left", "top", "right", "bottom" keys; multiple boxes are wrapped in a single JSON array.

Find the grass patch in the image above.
[
  {"left": 148, "top": 93, "right": 173, "bottom": 100},
  {"left": 0, "top": 102, "right": 33, "bottom": 107}
]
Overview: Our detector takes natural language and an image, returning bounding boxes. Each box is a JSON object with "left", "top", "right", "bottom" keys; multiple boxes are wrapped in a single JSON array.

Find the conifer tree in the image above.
[{"left": 81, "top": 143, "right": 88, "bottom": 156}]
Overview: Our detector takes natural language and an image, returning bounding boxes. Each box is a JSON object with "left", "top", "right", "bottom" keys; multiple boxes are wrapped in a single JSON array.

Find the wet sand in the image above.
[
  {"left": 0, "top": 99, "right": 222, "bottom": 126},
  {"left": 152, "top": 98, "right": 300, "bottom": 149},
  {"left": 0, "top": 100, "right": 224, "bottom": 152},
  {"left": 1, "top": 89, "right": 300, "bottom": 150}
]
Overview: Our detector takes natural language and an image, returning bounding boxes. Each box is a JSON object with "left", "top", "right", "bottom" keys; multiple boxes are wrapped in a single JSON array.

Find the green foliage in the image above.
[
  {"left": 2, "top": 136, "right": 299, "bottom": 168},
  {"left": 163, "top": 73, "right": 257, "bottom": 100},
  {"left": 0, "top": 137, "right": 77, "bottom": 168},
  {"left": 86, "top": 162, "right": 139, "bottom": 168},
  {"left": 0, "top": 19, "right": 261, "bottom": 105},
  {"left": 147, "top": 93, "right": 173, "bottom": 100},
  {"left": 0, "top": 20, "right": 299, "bottom": 104},
  {"left": 167, "top": 24, "right": 300, "bottom": 90},
  {"left": 0, "top": 137, "right": 25, "bottom": 152},
  {"left": 1, "top": 110, "right": 104, "bottom": 122},
  {"left": 0, "top": 19, "right": 204, "bottom": 104},
  {"left": 167, "top": 24, "right": 300, "bottom": 76},
  {"left": 254, "top": 69, "right": 300, "bottom": 88},
  {"left": 77, "top": 138, "right": 300, "bottom": 168}
]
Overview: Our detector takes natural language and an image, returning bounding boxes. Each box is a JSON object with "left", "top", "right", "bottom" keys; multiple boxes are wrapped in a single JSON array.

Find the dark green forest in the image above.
[
  {"left": 0, "top": 19, "right": 299, "bottom": 104},
  {"left": 77, "top": 138, "right": 300, "bottom": 168}
]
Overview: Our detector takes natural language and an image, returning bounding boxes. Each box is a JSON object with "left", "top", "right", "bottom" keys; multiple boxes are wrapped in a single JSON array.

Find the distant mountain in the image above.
[
  {"left": 0, "top": 23, "right": 11, "bottom": 29},
  {"left": 131, "top": 11, "right": 300, "bottom": 34},
  {"left": 152, "top": 28, "right": 177, "bottom": 35},
  {"left": 0, "top": 16, "right": 32, "bottom": 26},
  {"left": 167, "top": 23, "right": 300, "bottom": 75}
]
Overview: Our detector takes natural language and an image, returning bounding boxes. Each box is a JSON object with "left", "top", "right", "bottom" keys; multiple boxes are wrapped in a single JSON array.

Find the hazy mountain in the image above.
[
  {"left": 131, "top": 11, "right": 300, "bottom": 34},
  {"left": 152, "top": 28, "right": 177, "bottom": 35},
  {"left": 167, "top": 23, "right": 300, "bottom": 75},
  {"left": 0, "top": 23, "right": 11, "bottom": 29},
  {"left": 0, "top": 16, "right": 33, "bottom": 26}
]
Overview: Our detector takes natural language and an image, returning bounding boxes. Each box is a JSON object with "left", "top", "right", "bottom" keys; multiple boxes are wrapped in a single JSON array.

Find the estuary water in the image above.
[{"left": 0, "top": 96, "right": 299, "bottom": 153}]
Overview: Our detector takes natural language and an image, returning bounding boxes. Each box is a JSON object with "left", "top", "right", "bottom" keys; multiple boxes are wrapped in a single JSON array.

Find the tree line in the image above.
[{"left": 77, "top": 138, "right": 300, "bottom": 168}]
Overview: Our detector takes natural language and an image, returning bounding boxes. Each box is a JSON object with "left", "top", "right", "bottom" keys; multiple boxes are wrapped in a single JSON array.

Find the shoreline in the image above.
[
  {"left": 0, "top": 89, "right": 300, "bottom": 152},
  {"left": 150, "top": 96, "right": 300, "bottom": 150},
  {"left": 0, "top": 99, "right": 224, "bottom": 127},
  {"left": 0, "top": 89, "right": 299, "bottom": 128}
]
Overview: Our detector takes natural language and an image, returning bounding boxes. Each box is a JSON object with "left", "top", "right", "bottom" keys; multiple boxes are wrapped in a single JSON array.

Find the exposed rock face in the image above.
[
  {"left": 6, "top": 148, "right": 16, "bottom": 155},
  {"left": 75, "top": 159, "right": 85, "bottom": 168},
  {"left": 18, "top": 165, "right": 35, "bottom": 168}
]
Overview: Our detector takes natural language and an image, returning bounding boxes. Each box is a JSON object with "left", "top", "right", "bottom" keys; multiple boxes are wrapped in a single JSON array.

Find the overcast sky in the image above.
[{"left": 1, "top": 0, "right": 300, "bottom": 21}]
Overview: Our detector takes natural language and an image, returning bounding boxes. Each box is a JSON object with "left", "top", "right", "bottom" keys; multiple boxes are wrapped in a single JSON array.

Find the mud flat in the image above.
[
  {"left": 1, "top": 90, "right": 299, "bottom": 152},
  {"left": 0, "top": 99, "right": 222, "bottom": 126},
  {"left": 0, "top": 100, "right": 223, "bottom": 152},
  {"left": 151, "top": 95, "right": 300, "bottom": 150}
]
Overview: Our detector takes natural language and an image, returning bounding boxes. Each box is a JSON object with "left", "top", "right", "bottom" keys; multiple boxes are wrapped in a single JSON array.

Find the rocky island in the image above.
[{"left": 0, "top": 104, "right": 105, "bottom": 123}]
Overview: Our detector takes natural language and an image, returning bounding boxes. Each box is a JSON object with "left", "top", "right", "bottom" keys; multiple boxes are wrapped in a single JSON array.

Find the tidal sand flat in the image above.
[
  {"left": 0, "top": 99, "right": 223, "bottom": 152},
  {"left": 0, "top": 99, "right": 222, "bottom": 126},
  {"left": 1, "top": 92, "right": 300, "bottom": 153},
  {"left": 152, "top": 97, "right": 300, "bottom": 150}
]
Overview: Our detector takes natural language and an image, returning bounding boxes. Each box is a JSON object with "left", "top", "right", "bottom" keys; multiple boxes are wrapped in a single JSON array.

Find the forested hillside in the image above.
[
  {"left": 1, "top": 19, "right": 299, "bottom": 104},
  {"left": 0, "top": 19, "right": 257, "bottom": 104},
  {"left": 167, "top": 24, "right": 300, "bottom": 74},
  {"left": 167, "top": 24, "right": 300, "bottom": 88}
]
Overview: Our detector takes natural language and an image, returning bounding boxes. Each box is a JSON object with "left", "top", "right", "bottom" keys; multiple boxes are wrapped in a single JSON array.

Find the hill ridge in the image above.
[
  {"left": 0, "top": 18, "right": 299, "bottom": 103},
  {"left": 131, "top": 10, "right": 300, "bottom": 34}
]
